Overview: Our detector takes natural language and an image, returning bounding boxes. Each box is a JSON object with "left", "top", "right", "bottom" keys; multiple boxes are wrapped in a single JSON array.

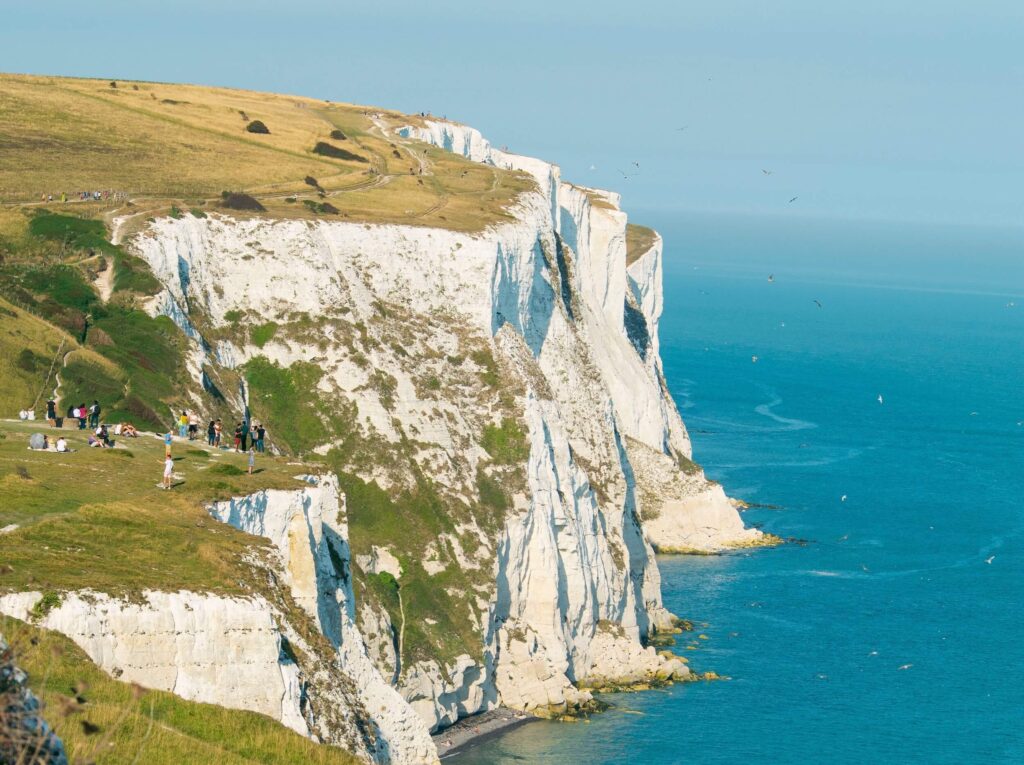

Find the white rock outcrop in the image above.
[
  {"left": 0, "top": 591, "right": 314, "bottom": 739},
  {"left": 207, "top": 475, "right": 439, "bottom": 764}
]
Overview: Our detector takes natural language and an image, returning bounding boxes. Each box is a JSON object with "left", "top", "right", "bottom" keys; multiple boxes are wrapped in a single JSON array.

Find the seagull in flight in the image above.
[
  {"left": 789, "top": 196, "right": 799, "bottom": 203},
  {"left": 768, "top": 274, "right": 775, "bottom": 282},
  {"left": 878, "top": 394, "right": 884, "bottom": 404},
  {"left": 841, "top": 495, "right": 848, "bottom": 502},
  {"left": 751, "top": 355, "right": 759, "bottom": 363},
  {"left": 813, "top": 299, "right": 823, "bottom": 308},
  {"left": 985, "top": 555, "right": 995, "bottom": 564},
  {"left": 762, "top": 169, "right": 773, "bottom": 175},
  {"left": 676, "top": 125, "right": 689, "bottom": 132},
  {"left": 898, "top": 664, "right": 913, "bottom": 671}
]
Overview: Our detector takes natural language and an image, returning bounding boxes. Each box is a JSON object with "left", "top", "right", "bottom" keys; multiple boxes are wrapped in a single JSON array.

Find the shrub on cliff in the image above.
[
  {"left": 219, "top": 191, "right": 265, "bottom": 212},
  {"left": 312, "top": 142, "right": 367, "bottom": 163},
  {"left": 330, "top": 129, "right": 347, "bottom": 140},
  {"left": 302, "top": 199, "right": 339, "bottom": 215},
  {"left": 245, "top": 120, "right": 270, "bottom": 134}
]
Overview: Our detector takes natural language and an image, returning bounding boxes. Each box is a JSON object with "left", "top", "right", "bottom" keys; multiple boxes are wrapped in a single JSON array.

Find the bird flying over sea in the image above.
[
  {"left": 751, "top": 355, "right": 759, "bottom": 363},
  {"left": 878, "top": 394, "right": 884, "bottom": 404},
  {"left": 762, "top": 169, "right": 773, "bottom": 175},
  {"left": 813, "top": 299, "right": 823, "bottom": 308},
  {"left": 789, "top": 196, "right": 799, "bottom": 203},
  {"left": 841, "top": 495, "right": 847, "bottom": 502},
  {"left": 898, "top": 664, "right": 913, "bottom": 671},
  {"left": 768, "top": 274, "right": 775, "bottom": 282},
  {"left": 676, "top": 125, "right": 689, "bottom": 132},
  {"left": 985, "top": 555, "right": 995, "bottom": 564}
]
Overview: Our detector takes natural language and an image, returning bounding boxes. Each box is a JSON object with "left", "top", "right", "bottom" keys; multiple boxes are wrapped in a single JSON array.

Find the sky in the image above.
[{"left": 2, "top": 0, "right": 1022, "bottom": 226}]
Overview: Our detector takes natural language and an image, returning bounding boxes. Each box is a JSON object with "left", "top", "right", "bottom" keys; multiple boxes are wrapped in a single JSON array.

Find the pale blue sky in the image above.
[{"left": 3, "top": 1, "right": 1022, "bottom": 225}]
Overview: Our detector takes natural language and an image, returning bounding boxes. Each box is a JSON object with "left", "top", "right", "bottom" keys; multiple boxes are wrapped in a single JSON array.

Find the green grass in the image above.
[
  {"left": 243, "top": 356, "right": 356, "bottom": 454},
  {"left": 481, "top": 418, "right": 529, "bottom": 465},
  {"left": 0, "top": 419, "right": 317, "bottom": 596},
  {"left": 0, "top": 295, "right": 67, "bottom": 416},
  {"left": 2, "top": 617, "right": 359, "bottom": 765},
  {"left": 250, "top": 322, "right": 278, "bottom": 348}
]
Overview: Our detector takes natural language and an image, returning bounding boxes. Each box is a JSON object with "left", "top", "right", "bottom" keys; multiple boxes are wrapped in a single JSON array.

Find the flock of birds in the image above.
[{"left": 598, "top": 127, "right": 803, "bottom": 206}]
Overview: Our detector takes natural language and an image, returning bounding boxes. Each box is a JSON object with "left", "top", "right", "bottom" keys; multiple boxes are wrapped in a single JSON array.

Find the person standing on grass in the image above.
[
  {"left": 178, "top": 411, "right": 188, "bottom": 439},
  {"left": 164, "top": 430, "right": 173, "bottom": 458},
  {"left": 89, "top": 400, "right": 100, "bottom": 429},
  {"left": 256, "top": 423, "right": 267, "bottom": 453},
  {"left": 233, "top": 422, "right": 242, "bottom": 453},
  {"left": 207, "top": 420, "right": 216, "bottom": 446},
  {"left": 248, "top": 446, "right": 255, "bottom": 475},
  {"left": 214, "top": 419, "right": 223, "bottom": 448},
  {"left": 240, "top": 419, "right": 249, "bottom": 453},
  {"left": 162, "top": 453, "right": 174, "bottom": 490},
  {"left": 46, "top": 399, "right": 57, "bottom": 426},
  {"left": 188, "top": 411, "right": 199, "bottom": 441},
  {"left": 76, "top": 403, "right": 87, "bottom": 430}
]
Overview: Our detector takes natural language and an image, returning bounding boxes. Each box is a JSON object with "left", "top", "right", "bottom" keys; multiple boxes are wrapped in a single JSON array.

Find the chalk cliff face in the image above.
[{"left": 3, "top": 119, "right": 761, "bottom": 762}]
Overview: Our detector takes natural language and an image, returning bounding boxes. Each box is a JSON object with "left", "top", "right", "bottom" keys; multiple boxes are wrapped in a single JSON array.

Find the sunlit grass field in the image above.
[{"left": 0, "top": 73, "right": 535, "bottom": 231}]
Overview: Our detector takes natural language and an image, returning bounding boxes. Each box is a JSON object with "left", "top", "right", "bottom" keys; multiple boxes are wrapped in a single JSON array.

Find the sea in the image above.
[{"left": 457, "top": 211, "right": 1024, "bottom": 764}]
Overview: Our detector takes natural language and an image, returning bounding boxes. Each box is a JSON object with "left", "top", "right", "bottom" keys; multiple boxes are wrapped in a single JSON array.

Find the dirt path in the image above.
[{"left": 95, "top": 257, "right": 115, "bottom": 302}]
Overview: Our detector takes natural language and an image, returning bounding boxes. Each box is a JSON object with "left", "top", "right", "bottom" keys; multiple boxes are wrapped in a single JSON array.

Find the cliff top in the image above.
[
  {"left": 0, "top": 73, "right": 534, "bottom": 232},
  {"left": 0, "top": 417, "right": 323, "bottom": 596}
]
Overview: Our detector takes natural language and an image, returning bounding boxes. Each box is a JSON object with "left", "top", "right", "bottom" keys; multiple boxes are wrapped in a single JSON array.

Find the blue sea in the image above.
[{"left": 458, "top": 212, "right": 1024, "bottom": 764}]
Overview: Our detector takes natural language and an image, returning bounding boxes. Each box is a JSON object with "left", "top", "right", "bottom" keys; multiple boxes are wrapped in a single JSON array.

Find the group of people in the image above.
[
  {"left": 28, "top": 433, "right": 70, "bottom": 452},
  {"left": 197, "top": 417, "right": 266, "bottom": 453},
  {"left": 24, "top": 398, "right": 269, "bottom": 489},
  {"left": 40, "top": 190, "right": 127, "bottom": 203}
]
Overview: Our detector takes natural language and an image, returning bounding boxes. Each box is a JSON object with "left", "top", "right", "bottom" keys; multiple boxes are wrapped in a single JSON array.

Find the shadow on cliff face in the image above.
[{"left": 491, "top": 238, "right": 555, "bottom": 356}]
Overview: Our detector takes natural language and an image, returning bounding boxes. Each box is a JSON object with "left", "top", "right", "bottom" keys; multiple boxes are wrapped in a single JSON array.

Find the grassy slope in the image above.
[
  {"left": 0, "top": 418, "right": 318, "bottom": 594},
  {"left": 0, "top": 73, "right": 535, "bottom": 232},
  {"left": 0, "top": 295, "right": 67, "bottom": 415},
  {"left": 2, "top": 617, "right": 358, "bottom": 765},
  {"left": 625, "top": 223, "right": 658, "bottom": 266}
]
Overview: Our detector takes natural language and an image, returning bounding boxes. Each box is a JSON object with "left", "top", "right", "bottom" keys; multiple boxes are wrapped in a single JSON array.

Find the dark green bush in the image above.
[
  {"left": 220, "top": 192, "right": 265, "bottom": 212},
  {"left": 245, "top": 120, "right": 270, "bottom": 134},
  {"left": 312, "top": 142, "right": 367, "bottom": 162}
]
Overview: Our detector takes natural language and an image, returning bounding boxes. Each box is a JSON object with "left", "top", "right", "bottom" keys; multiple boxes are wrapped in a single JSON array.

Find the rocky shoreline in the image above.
[{"left": 432, "top": 707, "right": 537, "bottom": 758}]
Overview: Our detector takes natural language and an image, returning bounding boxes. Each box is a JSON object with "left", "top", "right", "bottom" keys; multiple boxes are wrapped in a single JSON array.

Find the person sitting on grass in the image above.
[
  {"left": 119, "top": 422, "right": 139, "bottom": 438},
  {"left": 96, "top": 425, "right": 112, "bottom": 448},
  {"left": 55, "top": 436, "right": 69, "bottom": 453},
  {"left": 162, "top": 454, "right": 174, "bottom": 490}
]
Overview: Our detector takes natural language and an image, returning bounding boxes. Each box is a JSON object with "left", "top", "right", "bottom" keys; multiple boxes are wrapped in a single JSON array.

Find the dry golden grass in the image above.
[
  {"left": 626, "top": 223, "right": 659, "bottom": 266},
  {"left": 0, "top": 73, "right": 535, "bottom": 231}
]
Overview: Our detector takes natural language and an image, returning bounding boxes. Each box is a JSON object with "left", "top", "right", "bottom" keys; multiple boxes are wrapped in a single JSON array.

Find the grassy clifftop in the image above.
[
  {"left": 0, "top": 73, "right": 534, "bottom": 232},
  {"left": 2, "top": 617, "right": 358, "bottom": 765}
]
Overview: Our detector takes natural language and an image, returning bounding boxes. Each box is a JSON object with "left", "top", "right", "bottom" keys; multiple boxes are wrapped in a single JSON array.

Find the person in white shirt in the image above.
[
  {"left": 162, "top": 455, "right": 174, "bottom": 489},
  {"left": 56, "top": 437, "right": 68, "bottom": 452}
]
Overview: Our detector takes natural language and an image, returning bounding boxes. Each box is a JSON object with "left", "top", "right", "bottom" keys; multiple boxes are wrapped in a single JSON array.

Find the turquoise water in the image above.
[{"left": 457, "top": 212, "right": 1024, "bottom": 764}]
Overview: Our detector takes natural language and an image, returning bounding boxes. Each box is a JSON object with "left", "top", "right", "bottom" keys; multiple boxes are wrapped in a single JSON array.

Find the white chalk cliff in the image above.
[{"left": 3, "top": 119, "right": 763, "bottom": 763}]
